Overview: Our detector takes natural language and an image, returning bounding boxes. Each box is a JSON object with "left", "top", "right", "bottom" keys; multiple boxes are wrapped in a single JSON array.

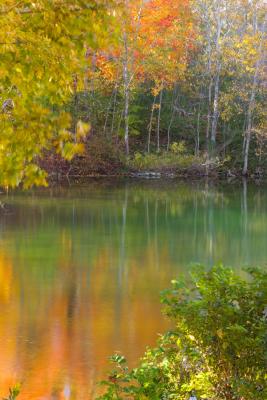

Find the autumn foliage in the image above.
[{"left": 0, "top": 0, "right": 266, "bottom": 186}]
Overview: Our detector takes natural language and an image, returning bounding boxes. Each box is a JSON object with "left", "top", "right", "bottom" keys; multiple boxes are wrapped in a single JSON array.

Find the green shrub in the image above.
[
  {"left": 129, "top": 151, "right": 200, "bottom": 171},
  {"left": 2, "top": 386, "right": 20, "bottom": 400},
  {"left": 170, "top": 141, "right": 187, "bottom": 155},
  {"left": 98, "top": 266, "right": 267, "bottom": 400}
]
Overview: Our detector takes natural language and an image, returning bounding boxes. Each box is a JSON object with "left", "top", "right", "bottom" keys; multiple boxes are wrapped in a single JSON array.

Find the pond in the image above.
[{"left": 0, "top": 179, "right": 266, "bottom": 399}]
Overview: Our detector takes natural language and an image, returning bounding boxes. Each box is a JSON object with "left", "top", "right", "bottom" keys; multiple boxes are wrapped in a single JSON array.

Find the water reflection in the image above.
[{"left": 0, "top": 180, "right": 266, "bottom": 399}]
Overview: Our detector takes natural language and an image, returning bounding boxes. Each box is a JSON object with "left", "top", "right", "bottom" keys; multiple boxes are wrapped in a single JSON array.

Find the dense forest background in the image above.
[{"left": 0, "top": 1, "right": 266, "bottom": 187}]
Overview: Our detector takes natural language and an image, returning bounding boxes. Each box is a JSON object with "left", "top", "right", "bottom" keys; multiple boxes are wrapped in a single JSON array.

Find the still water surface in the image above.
[{"left": 0, "top": 180, "right": 266, "bottom": 399}]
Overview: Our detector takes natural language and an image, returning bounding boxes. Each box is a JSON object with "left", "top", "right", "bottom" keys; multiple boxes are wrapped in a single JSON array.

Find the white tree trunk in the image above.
[
  {"left": 147, "top": 94, "right": 157, "bottom": 153},
  {"left": 242, "top": 15, "right": 266, "bottom": 175},
  {"left": 123, "top": 30, "right": 130, "bottom": 156},
  {"left": 210, "top": 1, "right": 222, "bottom": 148},
  {"left": 157, "top": 85, "right": 163, "bottom": 153}
]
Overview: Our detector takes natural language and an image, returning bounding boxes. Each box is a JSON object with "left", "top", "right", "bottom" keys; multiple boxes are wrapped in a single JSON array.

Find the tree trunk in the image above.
[
  {"left": 147, "top": 94, "right": 157, "bottom": 153},
  {"left": 73, "top": 74, "right": 78, "bottom": 142},
  {"left": 122, "top": 0, "right": 144, "bottom": 156},
  {"left": 167, "top": 86, "right": 179, "bottom": 151},
  {"left": 243, "top": 100, "right": 254, "bottom": 176},
  {"left": 210, "top": 2, "right": 222, "bottom": 148},
  {"left": 242, "top": 15, "right": 265, "bottom": 175},
  {"left": 123, "top": 30, "right": 130, "bottom": 156},
  {"left": 210, "top": 64, "right": 221, "bottom": 147},
  {"left": 206, "top": 80, "right": 212, "bottom": 157},
  {"left": 203, "top": 0, "right": 212, "bottom": 161},
  {"left": 116, "top": 108, "right": 124, "bottom": 146},
  {"left": 104, "top": 90, "right": 114, "bottom": 136},
  {"left": 111, "top": 84, "right": 118, "bottom": 136},
  {"left": 157, "top": 84, "right": 163, "bottom": 153},
  {"left": 195, "top": 102, "right": 201, "bottom": 156}
]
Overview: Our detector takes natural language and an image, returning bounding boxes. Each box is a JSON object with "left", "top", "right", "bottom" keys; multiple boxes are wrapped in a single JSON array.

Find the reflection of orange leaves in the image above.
[
  {"left": 0, "top": 255, "right": 19, "bottom": 399},
  {"left": 0, "top": 229, "right": 174, "bottom": 399},
  {"left": 0, "top": 254, "right": 13, "bottom": 303}
]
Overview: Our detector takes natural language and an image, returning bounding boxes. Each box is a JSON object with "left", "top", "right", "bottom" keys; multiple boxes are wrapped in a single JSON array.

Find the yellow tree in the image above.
[{"left": 0, "top": 0, "right": 113, "bottom": 188}]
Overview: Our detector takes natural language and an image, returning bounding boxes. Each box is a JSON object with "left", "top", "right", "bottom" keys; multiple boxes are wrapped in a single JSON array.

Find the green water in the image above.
[{"left": 0, "top": 180, "right": 266, "bottom": 399}]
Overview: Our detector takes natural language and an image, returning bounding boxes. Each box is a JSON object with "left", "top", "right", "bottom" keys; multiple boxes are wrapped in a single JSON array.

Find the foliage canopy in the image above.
[{"left": 0, "top": 0, "right": 266, "bottom": 185}]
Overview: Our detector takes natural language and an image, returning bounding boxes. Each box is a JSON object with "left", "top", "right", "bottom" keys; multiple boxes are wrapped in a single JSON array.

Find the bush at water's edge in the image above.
[{"left": 98, "top": 265, "right": 267, "bottom": 400}]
